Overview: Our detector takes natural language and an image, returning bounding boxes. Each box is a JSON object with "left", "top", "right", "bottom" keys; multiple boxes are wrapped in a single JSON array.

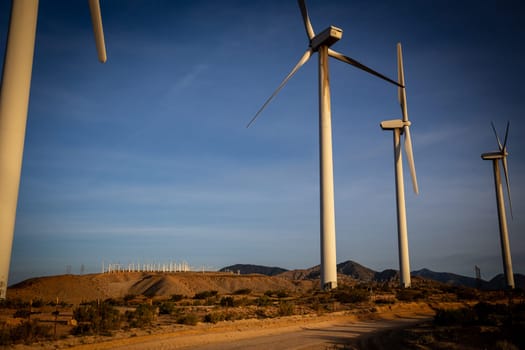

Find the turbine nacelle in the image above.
[
  {"left": 380, "top": 119, "right": 410, "bottom": 130},
  {"left": 481, "top": 151, "right": 508, "bottom": 160},
  {"left": 310, "top": 26, "right": 342, "bottom": 51}
]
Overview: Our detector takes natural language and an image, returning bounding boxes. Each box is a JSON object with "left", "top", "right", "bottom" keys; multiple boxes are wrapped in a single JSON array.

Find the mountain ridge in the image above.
[{"left": 222, "top": 261, "right": 524, "bottom": 289}]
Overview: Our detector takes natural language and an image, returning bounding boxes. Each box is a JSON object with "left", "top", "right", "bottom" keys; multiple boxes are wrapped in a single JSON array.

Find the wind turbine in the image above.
[
  {"left": 380, "top": 43, "right": 418, "bottom": 288},
  {"left": 247, "top": 0, "right": 402, "bottom": 290},
  {"left": 482, "top": 122, "right": 515, "bottom": 289},
  {"left": 0, "top": 0, "right": 107, "bottom": 299}
]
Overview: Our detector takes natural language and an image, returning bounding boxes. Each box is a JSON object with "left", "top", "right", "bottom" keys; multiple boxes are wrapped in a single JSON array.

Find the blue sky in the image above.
[{"left": 1, "top": 0, "right": 524, "bottom": 285}]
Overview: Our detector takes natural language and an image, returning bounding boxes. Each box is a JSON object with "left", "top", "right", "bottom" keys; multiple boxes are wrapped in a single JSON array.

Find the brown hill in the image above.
[
  {"left": 277, "top": 260, "right": 376, "bottom": 282},
  {"left": 7, "top": 272, "right": 313, "bottom": 304}
]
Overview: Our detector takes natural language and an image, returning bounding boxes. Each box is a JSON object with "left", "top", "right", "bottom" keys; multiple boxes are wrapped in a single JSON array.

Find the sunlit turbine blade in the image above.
[
  {"left": 247, "top": 48, "right": 313, "bottom": 128},
  {"left": 88, "top": 0, "right": 107, "bottom": 63},
  {"left": 502, "top": 157, "right": 513, "bottom": 219},
  {"left": 503, "top": 121, "right": 510, "bottom": 150},
  {"left": 404, "top": 125, "right": 419, "bottom": 194},
  {"left": 328, "top": 49, "right": 402, "bottom": 88},
  {"left": 491, "top": 121, "right": 503, "bottom": 152},
  {"left": 298, "top": 0, "right": 315, "bottom": 40},
  {"left": 397, "top": 43, "right": 408, "bottom": 122}
]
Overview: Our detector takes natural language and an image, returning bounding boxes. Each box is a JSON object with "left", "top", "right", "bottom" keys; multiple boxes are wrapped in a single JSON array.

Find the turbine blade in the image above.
[
  {"left": 298, "top": 0, "right": 315, "bottom": 40},
  {"left": 328, "top": 49, "right": 402, "bottom": 88},
  {"left": 491, "top": 121, "right": 503, "bottom": 151},
  {"left": 502, "top": 157, "right": 514, "bottom": 219},
  {"left": 88, "top": 0, "right": 107, "bottom": 63},
  {"left": 404, "top": 125, "right": 419, "bottom": 194},
  {"left": 397, "top": 43, "right": 408, "bottom": 122},
  {"left": 503, "top": 121, "right": 510, "bottom": 150},
  {"left": 247, "top": 48, "right": 313, "bottom": 128}
]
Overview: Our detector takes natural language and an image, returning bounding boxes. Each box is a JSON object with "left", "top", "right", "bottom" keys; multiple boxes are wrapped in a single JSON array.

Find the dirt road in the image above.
[{"left": 102, "top": 316, "right": 430, "bottom": 350}]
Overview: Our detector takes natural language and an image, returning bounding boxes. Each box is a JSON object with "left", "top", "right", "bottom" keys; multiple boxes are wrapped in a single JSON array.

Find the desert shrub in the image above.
[
  {"left": 204, "top": 312, "right": 225, "bottom": 324},
  {"left": 309, "top": 296, "right": 325, "bottom": 315},
  {"left": 157, "top": 301, "right": 175, "bottom": 315},
  {"left": 170, "top": 294, "right": 184, "bottom": 302},
  {"left": 454, "top": 287, "right": 480, "bottom": 300},
  {"left": 72, "top": 302, "right": 121, "bottom": 335},
  {"left": 374, "top": 298, "right": 395, "bottom": 305},
  {"left": 334, "top": 289, "right": 370, "bottom": 303},
  {"left": 0, "top": 324, "right": 9, "bottom": 346},
  {"left": 233, "top": 288, "right": 252, "bottom": 295},
  {"left": 263, "top": 290, "right": 288, "bottom": 298},
  {"left": 474, "top": 302, "right": 495, "bottom": 325},
  {"left": 416, "top": 333, "right": 435, "bottom": 345},
  {"left": 124, "top": 294, "right": 137, "bottom": 303},
  {"left": 0, "top": 320, "right": 51, "bottom": 345},
  {"left": 256, "top": 295, "right": 271, "bottom": 307},
  {"left": 395, "top": 288, "right": 426, "bottom": 301},
  {"left": 103, "top": 298, "right": 117, "bottom": 306},
  {"left": 278, "top": 301, "right": 295, "bottom": 316},
  {"left": 126, "top": 304, "right": 157, "bottom": 328},
  {"left": 13, "top": 309, "right": 31, "bottom": 319},
  {"left": 220, "top": 296, "right": 234, "bottom": 307},
  {"left": 255, "top": 309, "right": 267, "bottom": 318},
  {"left": 311, "top": 292, "right": 331, "bottom": 304},
  {"left": 276, "top": 290, "right": 289, "bottom": 298},
  {"left": 434, "top": 307, "right": 477, "bottom": 326},
  {"left": 1, "top": 299, "right": 30, "bottom": 310},
  {"left": 376, "top": 283, "right": 394, "bottom": 292},
  {"left": 234, "top": 297, "right": 250, "bottom": 307},
  {"left": 495, "top": 340, "right": 519, "bottom": 350},
  {"left": 194, "top": 290, "right": 218, "bottom": 300},
  {"left": 177, "top": 313, "right": 199, "bottom": 325},
  {"left": 30, "top": 299, "right": 44, "bottom": 308}
]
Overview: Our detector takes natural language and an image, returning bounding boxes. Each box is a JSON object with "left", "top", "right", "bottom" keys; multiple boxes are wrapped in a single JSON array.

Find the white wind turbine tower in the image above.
[
  {"left": 380, "top": 43, "right": 418, "bottom": 288},
  {"left": 247, "top": 0, "right": 402, "bottom": 290},
  {"left": 482, "top": 122, "right": 515, "bottom": 289},
  {"left": 0, "top": 0, "right": 107, "bottom": 299}
]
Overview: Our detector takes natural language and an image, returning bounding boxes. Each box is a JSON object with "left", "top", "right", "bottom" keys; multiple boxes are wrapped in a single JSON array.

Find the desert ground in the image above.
[{"left": 2, "top": 271, "right": 524, "bottom": 349}]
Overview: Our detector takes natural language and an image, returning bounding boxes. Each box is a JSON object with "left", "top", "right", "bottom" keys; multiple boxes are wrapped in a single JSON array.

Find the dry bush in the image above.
[
  {"left": 0, "top": 320, "right": 51, "bottom": 345},
  {"left": 233, "top": 288, "right": 252, "bottom": 295},
  {"left": 176, "top": 313, "right": 199, "bottom": 325},
  {"left": 72, "top": 302, "right": 121, "bottom": 335},
  {"left": 170, "top": 294, "right": 184, "bottom": 302},
  {"left": 278, "top": 301, "right": 295, "bottom": 316},
  {"left": 220, "top": 296, "right": 234, "bottom": 307},
  {"left": 395, "top": 288, "right": 426, "bottom": 301},
  {"left": 126, "top": 304, "right": 157, "bottom": 328},
  {"left": 333, "top": 288, "right": 370, "bottom": 304},
  {"left": 193, "top": 290, "right": 218, "bottom": 299},
  {"left": 256, "top": 295, "right": 271, "bottom": 307},
  {"left": 156, "top": 301, "right": 175, "bottom": 315}
]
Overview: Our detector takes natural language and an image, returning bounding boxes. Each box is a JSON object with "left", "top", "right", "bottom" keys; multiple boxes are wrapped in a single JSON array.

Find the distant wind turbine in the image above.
[
  {"left": 0, "top": 0, "right": 107, "bottom": 299},
  {"left": 380, "top": 43, "right": 418, "bottom": 288},
  {"left": 247, "top": 0, "right": 401, "bottom": 290},
  {"left": 482, "top": 122, "right": 515, "bottom": 289}
]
